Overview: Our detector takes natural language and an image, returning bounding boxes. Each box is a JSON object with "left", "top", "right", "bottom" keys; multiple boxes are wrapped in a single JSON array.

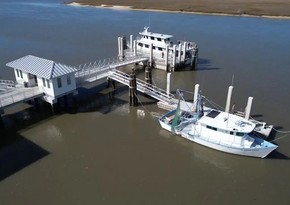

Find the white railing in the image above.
[
  {"left": 0, "top": 87, "right": 43, "bottom": 108},
  {"left": 108, "top": 70, "right": 176, "bottom": 104},
  {"left": 0, "top": 79, "right": 15, "bottom": 89},
  {"left": 75, "top": 55, "right": 149, "bottom": 84}
]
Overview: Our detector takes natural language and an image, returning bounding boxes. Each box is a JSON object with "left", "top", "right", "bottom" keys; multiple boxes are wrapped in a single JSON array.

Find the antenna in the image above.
[
  {"left": 231, "top": 74, "right": 235, "bottom": 86},
  {"left": 149, "top": 14, "right": 151, "bottom": 29}
]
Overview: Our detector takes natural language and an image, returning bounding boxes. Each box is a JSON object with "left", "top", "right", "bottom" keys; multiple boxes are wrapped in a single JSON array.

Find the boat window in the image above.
[
  {"left": 206, "top": 110, "right": 220, "bottom": 118},
  {"left": 153, "top": 46, "right": 156, "bottom": 50},
  {"left": 138, "top": 43, "right": 143, "bottom": 47},
  {"left": 236, "top": 132, "right": 244, "bottom": 136},
  {"left": 145, "top": 45, "right": 149, "bottom": 48},
  {"left": 157, "top": 38, "right": 161, "bottom": 41},
  {"left": 150, "top": 37, "right": 154, "bottom": 40},
  {"left": 230, "top": 131, "right": 234, "bottom": 135},
  {"left": 158, "top": 47, "right": 163, "bottom": 51},
  {"left": 206, "top": 125, "right": 217, "bottom": 131}
]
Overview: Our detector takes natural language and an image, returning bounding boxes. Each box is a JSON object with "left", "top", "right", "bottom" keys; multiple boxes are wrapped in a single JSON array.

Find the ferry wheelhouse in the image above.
[{"left": 126, "top": 27, "right": 198, "bottom": 71}]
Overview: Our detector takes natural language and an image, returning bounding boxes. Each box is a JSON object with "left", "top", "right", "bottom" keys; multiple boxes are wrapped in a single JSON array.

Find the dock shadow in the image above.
[
  {"left": 76, "top": 82, "right": 129, "bottom": 114},
  {"left": 195, "top": 58, "right": 221, "bottom": 71},
  {"left": 0, "top": 130, "right": 49, "bottom": 181}
]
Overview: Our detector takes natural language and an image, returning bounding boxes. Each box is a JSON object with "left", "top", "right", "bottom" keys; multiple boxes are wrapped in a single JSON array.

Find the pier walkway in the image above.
[
  {"left": 1, "top": 54, "right": 177, "bottom": 110},
  {"left": 75, "top": 54, "right": 148, "bottom": 85},
  {"left": 0, "top": 86, "right": 44, "bottom": 109}
]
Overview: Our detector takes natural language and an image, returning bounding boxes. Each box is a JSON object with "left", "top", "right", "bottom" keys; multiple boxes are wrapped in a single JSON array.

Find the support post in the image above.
[
  {"left": 172, "top": 45, "right": 176, "bottom": 71},
  {"left": 145, "top": 64, "right": 152, "bottom": 85},
  {"left": 183, "top": 42, "right": 187, "bottom": 62},
  {"left": 118, "top": 37, "right": 124, "bottom": 60},
  {"left": 191, "top": 46, "right": 198, "bottom": 70},
  {"left": 149, "top": 43, "right": 153, "bottom": 67},
  {"left": 166, "top": 73, "right": 171, "bottom": 96},
  {"left": 225, "top": 86, "right": 234, "bottom": 113},
  {"left": 193, "top": 84, "right": 200, "bottom": 112},
  {"left": 178, "top": 43, "right": 182, "bottom": 64},
  {"left": 129, "top": 69, "right": 138, "bottom": 106},
  {"left": 133, "top": 40, "right": 137, "bottom": 56},
  {"left": 118, "top": 37, "right": 121, "bottom": 57},
  {"left": 245, "top": 97, "right": 254, "bottom": 120},
  {"left": 130, "top": 35, "right": 133, "bottom": 52},
  {"left": 165, "top": 45, "right": 169, "bottom": 71}
]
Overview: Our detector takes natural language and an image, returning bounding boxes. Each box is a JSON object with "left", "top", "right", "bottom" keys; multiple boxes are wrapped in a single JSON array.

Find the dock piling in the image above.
[
  {"left": 166, "top": 73, "right": 172, "bottom": 96},
  {"left": 129, "top": 69, "right": 138, "bottom": 106},
  {"left": 145, "top": 63, "right": 152, "bottom": 85},
  {"left": 191, "top": 47, "right": 198, "bottom": 70}
]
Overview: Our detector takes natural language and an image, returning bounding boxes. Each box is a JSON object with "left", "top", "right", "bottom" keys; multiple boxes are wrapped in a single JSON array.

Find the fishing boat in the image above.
[{"left": 158, "top": 84, "right": 278, "bottom": 158}]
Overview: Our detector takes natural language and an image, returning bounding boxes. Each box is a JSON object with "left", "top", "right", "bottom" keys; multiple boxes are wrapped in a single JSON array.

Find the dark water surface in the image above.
[{"left": 1, "top": 1, "right": 290, "bottom": 204}]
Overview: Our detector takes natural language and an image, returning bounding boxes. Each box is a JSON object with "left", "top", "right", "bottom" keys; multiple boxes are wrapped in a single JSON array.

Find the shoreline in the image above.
[{"left": 67, "top": 2, "right": 290, "bottom": 20}]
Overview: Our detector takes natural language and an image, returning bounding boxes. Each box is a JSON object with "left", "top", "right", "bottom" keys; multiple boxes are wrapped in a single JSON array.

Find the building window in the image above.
[
  {"left": 47, "top": 79, "right": 50, "bottom": 88},
  {"left": 57, "top": 78, "right": 62, "bottom": 88},
  {"left": 67, "top": 75, "right": 71, "bottom": 85},
  {"left": 42, "top": 78, "right": 46, "bottom": 87},
  {"left": 19, "top": 70, "right": 23, "bottom": 78},
  {"left": 16, "top": 69, "right": 19, "bottom": 77}
]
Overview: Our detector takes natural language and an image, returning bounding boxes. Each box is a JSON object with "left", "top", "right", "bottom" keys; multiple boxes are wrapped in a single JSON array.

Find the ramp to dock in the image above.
[
  {"left": 75, "top": 55, "right": 148, "bottom": 85},
  {"left": 108, "top": 70, "right": 177, "bottom": 104}
]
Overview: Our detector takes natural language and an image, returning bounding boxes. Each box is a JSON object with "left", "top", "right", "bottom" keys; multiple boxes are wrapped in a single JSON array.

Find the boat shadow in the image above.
[
  {"left": 0, "top": 130, "right": 49, "bottom": 181},
  {"left": 265, "top": 126, "right": 290, "bottom": 160}
]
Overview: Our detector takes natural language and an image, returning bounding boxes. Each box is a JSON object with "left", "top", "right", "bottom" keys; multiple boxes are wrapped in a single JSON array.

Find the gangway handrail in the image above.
[{"left": 108, "top": 69, "right": 176, "bottom": 104}]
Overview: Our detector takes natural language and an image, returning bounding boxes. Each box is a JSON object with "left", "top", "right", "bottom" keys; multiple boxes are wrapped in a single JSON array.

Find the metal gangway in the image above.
[
  {"left": 108, "top": 69, "right": 177, "bottom": 104},
  {"left": 75, "top": 54, "right": 149, "bottom": 85}
]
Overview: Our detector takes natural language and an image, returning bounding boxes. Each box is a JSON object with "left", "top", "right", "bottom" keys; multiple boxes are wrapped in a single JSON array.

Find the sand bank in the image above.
[{"left": 67, "top": 0, "right": 290, "bottom": 19}]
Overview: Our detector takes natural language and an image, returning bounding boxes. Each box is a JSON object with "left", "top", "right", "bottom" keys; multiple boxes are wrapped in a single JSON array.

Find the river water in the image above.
[{"left": 1, "top": 0, "right": 290, "bottom": 204}]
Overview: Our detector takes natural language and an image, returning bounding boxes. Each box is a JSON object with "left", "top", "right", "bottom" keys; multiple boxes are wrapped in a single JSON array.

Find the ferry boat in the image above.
[
  {"left": 158, "top": 85, "right": 278, "bottom": 158},
  {"left": 126, "top": 27, "right": 198, "bottom": 71}
]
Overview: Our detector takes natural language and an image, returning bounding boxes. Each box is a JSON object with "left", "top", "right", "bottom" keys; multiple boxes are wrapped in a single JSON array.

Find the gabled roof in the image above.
[{"left": 6, "top": 55, "right": 78, "bottom": 80}]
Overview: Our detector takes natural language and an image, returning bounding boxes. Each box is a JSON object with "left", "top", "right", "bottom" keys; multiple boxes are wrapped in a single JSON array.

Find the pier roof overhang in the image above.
[{"left": 6, "top": 55, "right": 78, "bottom": 80}]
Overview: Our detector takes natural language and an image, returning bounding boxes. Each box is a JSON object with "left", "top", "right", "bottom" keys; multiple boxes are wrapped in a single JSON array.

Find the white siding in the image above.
[{"left": 51, "top": 74, "right": 76, "bottom": 97}]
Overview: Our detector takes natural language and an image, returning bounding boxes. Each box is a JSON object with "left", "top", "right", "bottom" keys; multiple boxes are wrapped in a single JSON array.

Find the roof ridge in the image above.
[{"left": 49, "top": 61, "right": 55, "bottom": 79}]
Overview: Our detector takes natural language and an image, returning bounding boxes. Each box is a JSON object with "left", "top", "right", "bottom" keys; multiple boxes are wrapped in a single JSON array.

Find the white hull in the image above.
[
  {"left": 181, "top": 131, "right": 276, "bottom": 158},
  {"left": 160, "top": 120, "right": 277, "bottom": 158}
]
